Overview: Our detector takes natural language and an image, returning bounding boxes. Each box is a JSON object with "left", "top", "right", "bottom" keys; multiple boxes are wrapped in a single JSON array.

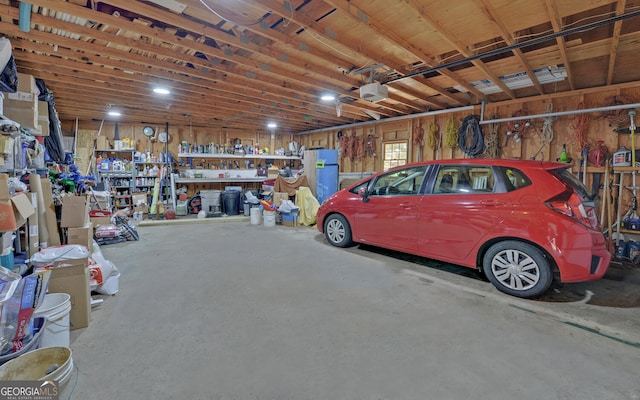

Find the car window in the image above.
[
  {"left": 550, "top": 167, "right": 591, "bottom": 199},
  {"left": 369, "top": 165, "right": 427, "bottom": 196},
  {"left": 349, "top": 180, "right": 371, "bottom": 195},
  {"left": 433, "top": 165, "right": 495, "bottom": 194},
  {"left": 498, "top": 167, "right": 532, "bottom": 192}
]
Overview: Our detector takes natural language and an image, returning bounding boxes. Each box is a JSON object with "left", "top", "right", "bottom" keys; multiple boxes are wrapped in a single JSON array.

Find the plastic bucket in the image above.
[
  {"left": 250, "top": 208, "right": 262, "bottom": 225},
  {"left": 263, "top": 210, "right": 276, "bottom": 227},
  {"left": 34, "top": 293, "right": 71, "bottom": 348},
  {"left": 0, "top": 346, "right": 74, "bottom": 399}
]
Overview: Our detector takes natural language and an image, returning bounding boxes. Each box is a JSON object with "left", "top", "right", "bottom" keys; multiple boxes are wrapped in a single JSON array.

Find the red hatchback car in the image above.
[{"left": 317, "top": 159, "right": 611, "bottom": 298}]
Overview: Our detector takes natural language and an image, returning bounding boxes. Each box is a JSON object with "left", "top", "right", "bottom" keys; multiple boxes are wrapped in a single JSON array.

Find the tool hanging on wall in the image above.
[
  {"left": 483, "top": 114, "right": 500, "bottom": 159},
  {"left": 530, "top": 103, "right": 555, "bottom": 161},
  {"left": 426, "top": 122, "right": 440, "bottom": 160},
  {"left": 504, "top": 109, "right": 531, "bottom": 146},
  {"left": 629, "top": 109, "right": 637, "bottom": 166},
  {"left": 412, "top": 123, "right": 424, "bottom": 161},
  {"left": 457, "top": 114, "right": 485, "bottom": 158},
  {"left": 444, "top": 117, "right": 459, "bottom": 158},
  {"left": 570, "top": 102, "right": 590, "bottom": 150}
]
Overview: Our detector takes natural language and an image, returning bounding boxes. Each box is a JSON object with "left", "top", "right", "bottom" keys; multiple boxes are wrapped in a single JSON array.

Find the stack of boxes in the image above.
[
  {"left": 61, "top": 194, "right": 92, "bottom": 251},
  {"left": 2, "top": 72, "right": 49, "bottom": 135}
]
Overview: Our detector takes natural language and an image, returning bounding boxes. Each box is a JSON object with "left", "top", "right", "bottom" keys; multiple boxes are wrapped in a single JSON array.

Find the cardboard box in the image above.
[
  {"left": 11, "top": 193, "right": 36, "bottom": 227},
  {"left": 3, "top": 97, "right": 38, "bottom": 129},
  {"left": 6, "top": 91, "right": 34, "bottom": 102},
  {"left": 134, "top": 204, "right": 149, "bottom": 214},
  {"left": 66, "top": 223, "right": 93, "bottom": 250},
  {"left": 95, "top": 136, "right": 109, "bottom": 150},
  {"left": 89, "top": 209, "right": 112, "bottom": 229},
  {"left": 37, "top": 101, "right": 49, "bottom": 136},
  {"left": 0, "top": 175, "right": 36, "bottom": 232},
  {"left": 60, "top": 195, "right": 90, "bottom": 228},
  {"left": 40, "top": 179, "right": 60, "bottom": 246},
  {"left": 17, "top": 72, "right": 37, "bottom": 94},
  {"left": 132, "top": 193, "right": 148, "bottom": 207},
  {"left": 0, "top": 200, "right": 16, "bottom": 232},
  {"left": 46, "top": 258, "right": 91, "bottom": 331},
  {"left": 273, "top": 192, "right": 289, "bottom": 206}
]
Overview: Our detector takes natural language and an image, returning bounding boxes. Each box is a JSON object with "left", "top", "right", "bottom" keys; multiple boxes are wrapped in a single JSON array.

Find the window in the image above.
[
  {"left": 498, "top": 167, "right": 531, "bottom": 192},
  {"left": 370, "top": 165, "right": 427, "bottom": 196},
  {"left": 383, "top": 141, "right": 408, "bottom": 170},
  {"left": 433, "top": 165, "right": 495, "bottom": 194}
]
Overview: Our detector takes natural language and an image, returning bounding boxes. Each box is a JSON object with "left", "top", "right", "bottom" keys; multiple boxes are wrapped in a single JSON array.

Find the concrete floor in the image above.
[{"left": 68, "top": 218, "right": 640, "bottom": 400}]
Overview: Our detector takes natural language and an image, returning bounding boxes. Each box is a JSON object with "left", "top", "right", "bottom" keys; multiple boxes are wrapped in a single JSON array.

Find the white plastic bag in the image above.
[
  {"left": 278, "top": 200, "right": 299, "bottom": 213},
  {"left": 30, "top": 245, "right": 90, "bottom": 268},
  {"left": 90, "top": 246, "right": 120, "bottom": 295}
]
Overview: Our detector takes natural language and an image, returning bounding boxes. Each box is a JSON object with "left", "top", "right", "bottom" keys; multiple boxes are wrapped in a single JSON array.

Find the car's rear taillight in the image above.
[{"left": 546, "top": 191, "right": 600, "bottom": 230}]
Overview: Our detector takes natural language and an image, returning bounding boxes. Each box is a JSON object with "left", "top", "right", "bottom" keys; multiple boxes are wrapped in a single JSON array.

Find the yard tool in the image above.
[{"left": 630, "top": 109, "right": 637, "bottom": 166}]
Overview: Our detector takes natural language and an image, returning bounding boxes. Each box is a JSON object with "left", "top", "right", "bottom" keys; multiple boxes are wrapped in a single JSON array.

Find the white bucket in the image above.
[
  {"left": 0, "top": 346, "right": 75, "bottom": 399},
  {"left": 263, "top": 210, "right": 276, "bottom": 227},
  {"left": 34, "top": 293, "right": 71, "bottom": 348},
  {"left": 250, "top": 208, "right": 262, "bottom": 225}
]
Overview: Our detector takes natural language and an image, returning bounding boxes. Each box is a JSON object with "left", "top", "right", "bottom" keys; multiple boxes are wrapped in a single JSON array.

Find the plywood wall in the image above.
[
  {"left": 296, "top": 88, "right": 640, "bottom": 174},
  {"left": 64, "top": 88, "right": 640, "bottom": 175}
]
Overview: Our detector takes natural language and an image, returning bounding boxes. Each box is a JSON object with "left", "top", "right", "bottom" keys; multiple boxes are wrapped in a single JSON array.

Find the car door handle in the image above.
[{"left": 480, "top": 200, "right": 506, "bottom": 206}]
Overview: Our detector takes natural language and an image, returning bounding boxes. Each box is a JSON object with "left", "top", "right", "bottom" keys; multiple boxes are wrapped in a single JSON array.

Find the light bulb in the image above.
[{"left": 514, "top": 123, "right": 520, "bottom": 129}]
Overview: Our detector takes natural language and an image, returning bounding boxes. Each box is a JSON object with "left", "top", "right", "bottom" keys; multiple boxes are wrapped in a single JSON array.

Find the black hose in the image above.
[{"left": 458, "top": 114, "right": 485, "bottom": 158}]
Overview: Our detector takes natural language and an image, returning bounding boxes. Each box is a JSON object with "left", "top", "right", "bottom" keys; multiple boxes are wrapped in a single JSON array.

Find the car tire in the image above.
[
  {"left": 482, "top": 241, "right": 553, "bottom": 298},
  {"left": 324, "top": 214, "right": 354, "bottom": 248}
]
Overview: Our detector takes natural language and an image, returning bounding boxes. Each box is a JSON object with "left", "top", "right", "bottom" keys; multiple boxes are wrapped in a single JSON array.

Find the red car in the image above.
[{"left": 317, "top": 159, "right": 611, "bottom": 298}]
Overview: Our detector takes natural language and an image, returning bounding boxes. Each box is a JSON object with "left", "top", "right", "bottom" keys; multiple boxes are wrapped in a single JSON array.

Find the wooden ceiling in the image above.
[{"left": 2, "top": 0, "right": 640, "bottom": 133}]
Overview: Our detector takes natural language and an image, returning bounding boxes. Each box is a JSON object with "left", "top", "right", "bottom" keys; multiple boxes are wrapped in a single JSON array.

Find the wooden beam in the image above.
[
  {"left": 607, "top": 0, "right": 627, "bottom": 85},
  {"left": 544, "top": 0, "right": 576, "bottom": 90}
]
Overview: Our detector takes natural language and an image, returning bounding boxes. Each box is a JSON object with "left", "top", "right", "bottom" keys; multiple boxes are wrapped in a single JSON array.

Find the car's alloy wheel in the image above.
[
  {"left": 324, "top": 214, "right": 353, "bottom": 248},
  {"left": 483, "top": 241, "right": 553, "bottom": 298}
]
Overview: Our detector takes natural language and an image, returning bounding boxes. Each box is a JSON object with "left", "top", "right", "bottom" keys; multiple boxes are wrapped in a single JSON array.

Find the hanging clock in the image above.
[
  {"left": 158, "top": 131, "right": 169, "bottom": 143},
  {"left": 143, "top": 126, "right": 155, "bottom": 137}
]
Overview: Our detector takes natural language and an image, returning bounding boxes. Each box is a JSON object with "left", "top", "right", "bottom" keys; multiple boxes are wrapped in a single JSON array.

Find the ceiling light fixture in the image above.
[
  {"left": 153, "top": 87, "right": 171, "bottom": 95},
  {"left": 107, "top": 111, "right": 121, "bottom": 117},
  {"left": 454, "top": 66, "right": 567, "bottom": 95},
  {"left": 320, "top": 94, "right": 336, "bottom": 101},
  {"left": 267, "top": 122, "right": 277, "bottom": 129}
]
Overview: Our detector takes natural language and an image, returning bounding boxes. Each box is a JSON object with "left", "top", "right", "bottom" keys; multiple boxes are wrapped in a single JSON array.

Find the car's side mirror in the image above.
[{"left": 359, "top": 187, "right": 370, "bottom": 202}]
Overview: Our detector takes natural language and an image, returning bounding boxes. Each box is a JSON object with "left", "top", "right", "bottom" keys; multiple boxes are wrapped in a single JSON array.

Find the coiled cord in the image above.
[
  {"left": 458, "top": 114, "right": 485, "bottom": 158},
  {"left": 444, "top": 118, "right": 459, "bottom": 149}
]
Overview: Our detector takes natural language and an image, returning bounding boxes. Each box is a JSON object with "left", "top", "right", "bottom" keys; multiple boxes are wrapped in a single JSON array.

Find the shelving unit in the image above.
[
  {"left": 172, "top": 152, "right": 301, "bottom": 205},
  {"left": 178, "top": 153, "right": 300, "bottom": 160},
  {"left": 132, "top": 161, "right": 164, "bottom": 194},
  {"left": 95, "top": 149, "right": 134, "bottom": 215},
  {"left": 613, "top": 167, "right": 640, "bottom": 244}
]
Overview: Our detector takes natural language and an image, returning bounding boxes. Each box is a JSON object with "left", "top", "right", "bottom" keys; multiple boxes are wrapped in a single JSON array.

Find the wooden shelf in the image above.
[
  {"left": 174, "top": 177, "right": 267, "bottom": 184},
  {"left": 178, "top": 153, "right": 300, "bottom": 160},
  {"left": 613, "top": 166, "right": 640, "bottom": 172}
]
